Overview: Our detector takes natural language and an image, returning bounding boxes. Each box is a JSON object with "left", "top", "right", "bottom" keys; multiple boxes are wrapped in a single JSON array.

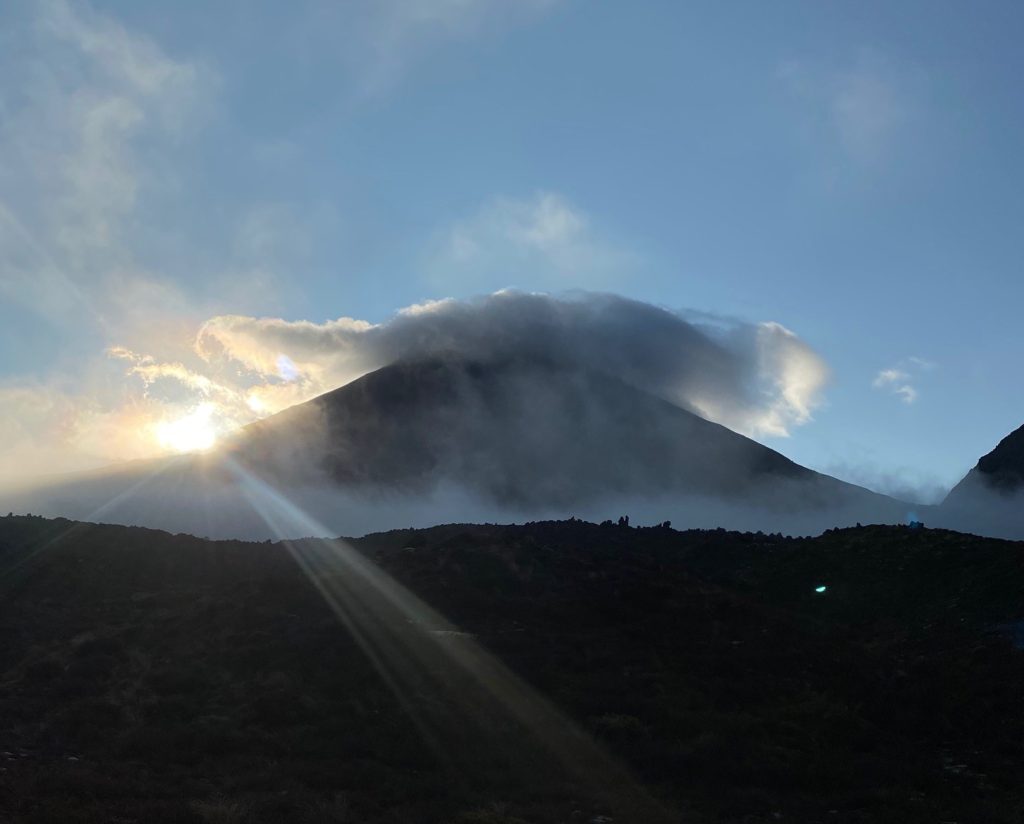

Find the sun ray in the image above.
[
  {"left": 223, "top": 456, "right": 675, "bottom": 820},
  {"left": 0, "top": 456, "right": 184, "bottom": 582}
]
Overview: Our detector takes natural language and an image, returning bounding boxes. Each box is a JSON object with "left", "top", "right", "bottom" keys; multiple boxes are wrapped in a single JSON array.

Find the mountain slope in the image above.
[
  {"left": 230, "top": 357, "right": 902, "bottom": 511},
  {"left": 939, "top": 423, "right": 1024, "bottom": 539},
  {"left": 945, "top": 423, "right": 1024, "bottom": 502},
  {"left": 4, "top": 357, "right": 908, "bottom": 538},
  {"left": 0, "top": 514, "right": 1020, "bottom": 822}
]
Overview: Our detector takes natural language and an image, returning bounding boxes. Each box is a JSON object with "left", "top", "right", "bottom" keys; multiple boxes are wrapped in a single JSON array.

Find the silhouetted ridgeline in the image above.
[{"left": 0, "top": 514, "right": 1021, "bottom": 822}]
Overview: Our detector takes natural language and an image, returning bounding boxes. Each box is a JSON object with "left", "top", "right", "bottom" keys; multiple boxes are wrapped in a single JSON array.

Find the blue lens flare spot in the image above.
[{"left": 814, "top": 585, "right": 827, "bottom": 593}]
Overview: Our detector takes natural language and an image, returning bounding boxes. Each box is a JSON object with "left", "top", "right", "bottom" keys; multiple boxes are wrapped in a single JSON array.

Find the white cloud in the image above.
[
  {"left": 907, "top": 355, "right": 936, "bottom": 371},
  {"left": 755, "top": 322, "right": 831, "bottom": 437},
  {"left": 0, "top": 381, "right": 168, "bottom": 481},
  {"left": 873, "top": 356, "right": 934, "bottom": 405},
  {"left": 194, "top": 291, "right": 828, "bottom": 440},
  {"left": 0, "top": 0, "right": 214, "bottom": 332},
  {"left": 0, "top": 290, "right": 831, "bottom": 476},
  {"left": 831, "top": 59, "right": 908, "bottom": 163},
  {"left": 268, "top": 0, "right": 563, "bottom": 97},
  {"left": 40, "top": 0, "right": 201, "bottom": 105},
  {"left": 780, "top": 52, "right": 923, "bottom": 167},
  {"left": 874, "top": 368, "right": 909, "bottom": 387},
  {"left": 822, "top": 457, "right": 950, "bottom": 506},
  {"left": 0, "top": 1, "right": 235, "bottom": 478},
  {"left": 335, "top": 0, "right": 562, "bottom": 94},
  {"left": 427, "top": 192, "right": 638, "bottom": 291},
  {"left": 894, "top": 384, "right": 918, "bottom": 404}
]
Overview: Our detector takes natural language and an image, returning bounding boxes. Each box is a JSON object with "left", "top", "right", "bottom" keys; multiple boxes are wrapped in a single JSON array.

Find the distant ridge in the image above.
[
  {"left": 934, "top": 422, "right": 1024, "bottom": 539},
  {"left": 944, "top": 422, "right": 1024, "bottom": 504}
]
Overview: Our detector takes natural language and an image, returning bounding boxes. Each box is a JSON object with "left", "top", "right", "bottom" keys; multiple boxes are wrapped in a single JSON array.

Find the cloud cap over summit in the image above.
[{"left": 197, "top": 291, "right": 829, "bottom": 440}]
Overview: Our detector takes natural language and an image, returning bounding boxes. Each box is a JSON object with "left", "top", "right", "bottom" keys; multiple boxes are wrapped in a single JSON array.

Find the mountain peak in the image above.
[
  {"left": 975, "top": 423, "right": 1024, "bottom": 491},
  {"left": 942, "top": 423, "right": 1024, "bottom": 521},
  {"left": 8, "top": 356, "right": 909, "bottom": 540},
  {"left": 233, "top": 355, "right": 813, "bottom": 506}
]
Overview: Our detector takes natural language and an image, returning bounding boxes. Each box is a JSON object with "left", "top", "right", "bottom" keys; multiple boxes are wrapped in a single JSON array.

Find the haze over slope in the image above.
[
  {"left": 234, "top": 357, "right": 822, "bottom": 504},
  {"left": 188, "top": 291, "right": 830, "bottom": 443},
  {"left": 938, "top": 423, "right": 1024, "bottom": 539},
  {"left": 20, "top": 292, "right": 1024, "bottom": 540},
  {"left": 3, "top": 354, "right": 908, "bottom": 540}
]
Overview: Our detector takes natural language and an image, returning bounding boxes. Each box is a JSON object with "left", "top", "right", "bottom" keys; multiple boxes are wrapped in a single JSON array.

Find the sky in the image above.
[{"left": 1, "top": 0, "right": 1023, "bottom": 502}]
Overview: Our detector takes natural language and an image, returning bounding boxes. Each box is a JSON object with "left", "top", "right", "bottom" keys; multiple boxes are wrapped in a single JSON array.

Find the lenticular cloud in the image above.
[{"left": 194, "top": 290, "right": 828, "bottom": 438}]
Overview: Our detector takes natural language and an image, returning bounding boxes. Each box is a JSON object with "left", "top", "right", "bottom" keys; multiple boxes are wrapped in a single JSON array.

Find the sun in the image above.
[{"left": 155, "top": 404, "right": 218, "bottom": 453}]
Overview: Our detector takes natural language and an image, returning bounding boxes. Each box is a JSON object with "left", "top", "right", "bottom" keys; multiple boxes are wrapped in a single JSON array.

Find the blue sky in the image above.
[{"left": 1, "top": 0, "right": 1023, "bottom": 499}]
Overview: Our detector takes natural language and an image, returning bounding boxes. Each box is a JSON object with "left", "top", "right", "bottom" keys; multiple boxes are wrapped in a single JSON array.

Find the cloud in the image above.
[
  {"left": 332, "top": 0, "right": 563, "bottom": 94},
  {"left": 0, "top": 0, "right": 214, "bottom": 335},
  {"left": 873, "top": 356, "right": 935, "bottom": 404},
  {"left": 194, "top": 291, "right": 829, "bottom": 440},
  {"left": 873, "top": 368, "right": 914, "bottom": 402},
  {"left": 780, "top": 52, "right": 922, "bottom": 167},
  {"left": 0, "top": 1, "right": 251, "bottom": 478},
  {"left": 822, "top": 458, "right": 950, "bottom": 506},
  {"left": 0, "top": 291, "right": 831, "bottom": 477},
  {"left": 0, "top": 341, "right": 276, "bottom": 482},
  {"left": 427, "top": 192, "right": 639, "bottom": 291},
  {"left": 108, "top": 346, "right": 238, "bottom": 405},
  {"left": 0, "top": 291, "right": 842, "bottom": 535},
  {"left": 232, "top": 202, "right": 315, "bottom": 271},
  {"left": 0, "top": 4, "right": 596, "bottom": 484},
  {"left": 0, "top": 381, "right": 168, "bottom": 482},
  {"left": 754, "top": 322, "right": 831, "bottom": 437},
  {"left": 830, "top": 58, "right": 909, "bottom": 163}
]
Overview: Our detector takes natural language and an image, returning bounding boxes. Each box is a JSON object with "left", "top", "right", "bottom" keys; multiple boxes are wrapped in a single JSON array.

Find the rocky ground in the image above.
[{"left": 0, "top": 514, "right": 1020, "bottom": 823}]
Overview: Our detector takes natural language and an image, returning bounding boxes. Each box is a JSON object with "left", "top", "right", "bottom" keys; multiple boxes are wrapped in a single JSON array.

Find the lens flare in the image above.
[{"left": 155, "top": 404, "right": 217, "bottom": 453}]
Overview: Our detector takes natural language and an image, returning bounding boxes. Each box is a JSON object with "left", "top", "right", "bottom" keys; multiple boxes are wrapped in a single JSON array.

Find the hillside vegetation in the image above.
[{"left": 0, "top": 515, "right": 1020, "bottom": 823}]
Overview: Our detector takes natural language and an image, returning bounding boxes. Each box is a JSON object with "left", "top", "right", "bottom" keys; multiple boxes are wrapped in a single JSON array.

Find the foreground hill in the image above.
[
  {"left": 6, "top": 358, "right": 908, "bottom": 539},
  {"left": 0, "top": 514, "right": 1020, "bottom": 823}
]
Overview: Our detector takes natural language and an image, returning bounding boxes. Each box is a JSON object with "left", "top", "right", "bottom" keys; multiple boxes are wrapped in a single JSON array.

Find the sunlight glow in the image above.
[
  {"left": 246, "top": 393, "right": 267, "bottom": 413},
  {"left": 155, "top": 403, "right": 218, "bottom": 453},
  {"left": 223, "top": 457, "right": 673, "bottom": 822}
]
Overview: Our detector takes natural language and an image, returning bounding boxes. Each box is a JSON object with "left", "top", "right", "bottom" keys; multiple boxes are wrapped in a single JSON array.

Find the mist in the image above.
[
  {"left": 1, "top": 353, "right": 908, "bottom": 541},
  {"left": 3, "top": 292, "right": 1020, "bottom": 542},
  {"left": 0, "top": 465, "right": 917, "bottom": 543},
  {"left": 196, "top": 290, "right": 828, "bottom": 440}
]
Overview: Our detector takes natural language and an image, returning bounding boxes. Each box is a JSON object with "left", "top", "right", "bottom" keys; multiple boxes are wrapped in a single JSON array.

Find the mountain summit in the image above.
[
  {"left": 228, "top": 356, "right": 897, "bottom": 514},
  {"left": 973, "top": 423, "right": 1024, "bottom": 492},
  {"left": 945, "top": 423, "right": 1024, "bottom": 504},
  {"left": 233, "top": 357, "right": 808, "bottom": 503},
  {"left": 939, "top": 423, "right": 1024, "bottom": 538}
]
